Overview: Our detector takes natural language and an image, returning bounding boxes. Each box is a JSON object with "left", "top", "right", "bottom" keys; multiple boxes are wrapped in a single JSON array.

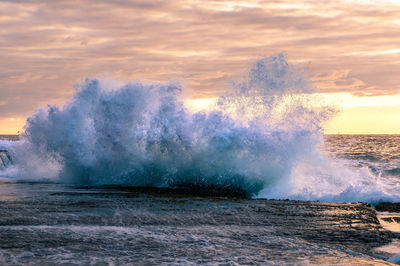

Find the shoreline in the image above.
[
  {"left": 374, "top": 203, "right": 400, "bottom": 263},
  {"left": 0, "top": 182, "right": 399, "bottom": 264}
]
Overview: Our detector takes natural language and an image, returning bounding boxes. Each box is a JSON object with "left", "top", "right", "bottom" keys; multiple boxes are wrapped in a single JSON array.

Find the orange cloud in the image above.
[{"left": 0, "top": 0, "right": 400, "bottom": 133}]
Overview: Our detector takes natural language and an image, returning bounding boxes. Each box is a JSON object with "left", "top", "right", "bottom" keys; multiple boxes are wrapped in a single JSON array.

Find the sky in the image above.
[{"left": 0, "top": 0, "right": 400, "bottom": 134}]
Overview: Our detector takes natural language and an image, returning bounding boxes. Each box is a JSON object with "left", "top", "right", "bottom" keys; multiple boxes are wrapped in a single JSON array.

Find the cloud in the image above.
[{"left": 0, "top": 0, "right": 399, "bottom": 124}]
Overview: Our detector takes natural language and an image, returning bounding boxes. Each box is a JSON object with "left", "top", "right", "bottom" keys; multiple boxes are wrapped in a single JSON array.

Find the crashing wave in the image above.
[{"left": 2, "top": 54, "right": 399, "bottom": 202}]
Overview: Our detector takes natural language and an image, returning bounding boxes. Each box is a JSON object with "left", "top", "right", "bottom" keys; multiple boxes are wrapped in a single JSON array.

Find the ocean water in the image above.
[
  {"left": 1, "top": 54, "right": 400, "bottom": 264},
  {"left": 325, "top": 134, "right": 400, "bottom": 179},
  {"left": 322, "top": 135, "right": 400, "bottom": 202},
  {"left": 2, "top": 130, "right": 400, "bottom": 265},
  {"left": 0, "top": 134, "right": 399, "bottom": 265}
]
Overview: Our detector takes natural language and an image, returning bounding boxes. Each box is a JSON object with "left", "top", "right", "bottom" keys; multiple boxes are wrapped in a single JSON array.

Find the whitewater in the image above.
[{"left": 0, "top": 54, "right": 399, "bottom": 203}]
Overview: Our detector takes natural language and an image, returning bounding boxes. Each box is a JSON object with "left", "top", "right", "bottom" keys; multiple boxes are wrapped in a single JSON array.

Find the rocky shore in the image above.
[{"left": 0, "top": 183, "right": 397, "bottom": 264}]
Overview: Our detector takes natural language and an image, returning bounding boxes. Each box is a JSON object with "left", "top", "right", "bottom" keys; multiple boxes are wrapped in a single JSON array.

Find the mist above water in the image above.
[{"left": 1, "top": 54, "right": 399, "bottom": 202}]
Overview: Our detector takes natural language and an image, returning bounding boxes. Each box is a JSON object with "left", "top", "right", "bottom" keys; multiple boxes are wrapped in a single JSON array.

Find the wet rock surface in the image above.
[
  {"left": 0, "top": 183, "right": 396, "bottom": 265},
  {"left": 376, "top": 202, "right": 400, "bottom": 213}
]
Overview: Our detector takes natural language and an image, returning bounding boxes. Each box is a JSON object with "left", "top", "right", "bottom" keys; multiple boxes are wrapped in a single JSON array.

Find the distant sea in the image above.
[
  {"left": 0, "top": 135, "right": 19, "bottom": 141},
  {"left": 324, "top": 134, "right": 400, "bottom": 180}
]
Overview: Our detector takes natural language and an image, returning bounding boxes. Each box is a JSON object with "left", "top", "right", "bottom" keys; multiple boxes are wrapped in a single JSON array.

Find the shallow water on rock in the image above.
[{"left": 0, "top": 181, "right": 396, "bottom": 265}]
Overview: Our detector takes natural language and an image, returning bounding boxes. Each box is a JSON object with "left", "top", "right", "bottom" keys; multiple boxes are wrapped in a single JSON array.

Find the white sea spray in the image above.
[{"left": 1, "top": 54, "right": 399, "bottom": 202}]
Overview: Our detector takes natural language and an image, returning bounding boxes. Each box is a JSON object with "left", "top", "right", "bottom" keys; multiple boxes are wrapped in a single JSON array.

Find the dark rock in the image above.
[{"left": 375, "top": 202, "right": 400, "bottom": 212}]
